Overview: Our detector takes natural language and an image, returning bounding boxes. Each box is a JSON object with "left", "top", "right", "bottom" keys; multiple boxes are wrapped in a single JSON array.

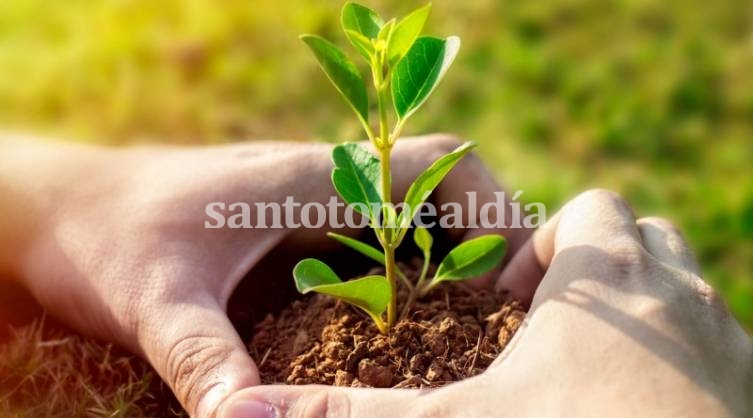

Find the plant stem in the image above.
[
  {"left": 399, "top": 250, "right": 430, "bottom": 320},
  {"left": 384, "top": 241, "right": 397, "bottom": 327},
  {"left": 372, "top": 46, "right": 398, "bottom": 329},
  {"left": 416, "top": 251, "right": 431, "bottom": 290},
  {"left": 418, "top": 278, "right": 439, "bottom": 298},
  {"left": 379, "top": 124, "right": 397, "bottom": 328},
  {"left": 370, "top": 313, "right": 388, "bottom": 335}
]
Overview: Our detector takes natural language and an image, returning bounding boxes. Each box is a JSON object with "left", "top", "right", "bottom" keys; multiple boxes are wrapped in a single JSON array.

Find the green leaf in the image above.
[
  {"left": 391, "top": 36, "right": 460, "bottom": 121},
  {"left": 344, "top": 29, "right": 375, "bottom": 60},
  {"left": 293, "top": 258, "right": 341, "bottom": 291},
  {"left": 331, "top": 143, "right": 382, "bottom": 220},
  {"left": 300, "top": 35, "right": 369, "bottom": 126},
  {"left": 400, "top": 141, "right": 476, "bottom": 225},
  {"left": 414, "top": 226, "right": 433, "bottom": 254},
  {"left": 325, "top": 232, "right": 410, "bottom": 290},
  {"left": 342, "top": 2, "right": 383, "bottom": 39},
  {"left": 381, "top": 203, "right": 399, "bottom": 243},
  {"left": 434, "top": 235, "right": 507, "bottom": 283},
  {"left": 378, "top": 18, "right": 396, "bottom": 43},
  {"left": 293, "top": 258, "right": 390, "bottom": 317},
  {"left": 387, "top": 3, "right": 431, "bottom": 66},
  {"left": 327, "top": 232, "right": 385, "bottom": 264}
]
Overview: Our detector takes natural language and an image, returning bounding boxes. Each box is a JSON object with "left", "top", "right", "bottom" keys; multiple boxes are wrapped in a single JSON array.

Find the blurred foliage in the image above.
[{"left": 0, "top": 0, "right": 751, "bottom": 329}]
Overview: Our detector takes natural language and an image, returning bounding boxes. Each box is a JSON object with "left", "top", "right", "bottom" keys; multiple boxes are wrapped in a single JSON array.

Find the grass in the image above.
[
  {"left": 0, "top": 319, "right": 185, "bottom": 417},
  {"left": 0, "top": 0, "right": 751, "bottom": 415}
]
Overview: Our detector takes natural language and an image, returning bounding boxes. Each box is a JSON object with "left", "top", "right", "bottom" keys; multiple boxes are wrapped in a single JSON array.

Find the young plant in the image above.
[{"left": 293, "top": 2, "right": 507, "bottom": 333}]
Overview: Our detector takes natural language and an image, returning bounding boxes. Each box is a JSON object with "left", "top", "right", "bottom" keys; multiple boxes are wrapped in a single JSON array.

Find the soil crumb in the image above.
[{"left": 249, "top": 260, "right": 525, "bottom": 388}]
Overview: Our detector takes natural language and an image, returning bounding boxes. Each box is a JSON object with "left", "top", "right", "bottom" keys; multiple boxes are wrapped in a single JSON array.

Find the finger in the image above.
[
  {"left": 492, "top": 236, "right": 546, "bottom": 305},
  {"left": 218, "top": 384, "right": 420, "bottom": 418},
  {"left": 496, "top": 189, "right": 642, "bottom": 305},
  {"left": 637, "top": 217, "right": 700, "bottom": 275},
  {"left": 140, "top": 294, "right": 260, "bottom": 418}
]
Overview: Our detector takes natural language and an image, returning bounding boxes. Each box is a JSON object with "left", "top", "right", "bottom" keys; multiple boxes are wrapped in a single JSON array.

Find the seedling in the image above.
[{"left": 293, "top": 2, "right": 507, "bottom": 334}]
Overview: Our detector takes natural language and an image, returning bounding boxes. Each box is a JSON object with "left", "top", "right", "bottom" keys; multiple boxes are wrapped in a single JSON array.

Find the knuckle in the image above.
[
  {"left": 567, "top": 244, "right": 655, "bottom": 286},
  {"left": 423, "top": 133, "right": 463, "bottom": 153},
  {"left": 689, "top": 274, "right": 725, "bottom": 309},
  {"left": 639, "top": 216, "right": 691, "bottom": 251},
  {"left": 642, "top": 270, "right": 729, "bottom": 320},
  {"left": 424, "top": 134, "right": 467, "bottom": 162},
  {"left": 164, "top": 334, "right": 233, "bottom": 414},
  {"left": 613, "top": 246, "right": 680, "bottom": 289},
  {"left": 639, "top": 216, "right": 678, "bottom": 232},
  {"left": 576, "top": 188, "right": 628, "bottom": 210},
  {"left": 610, "top": 245, "right": 652, "bottom": 275},
  {"left": 423, "top": 134, "right": 481, "bottom": 177},
  {"left": 573, "top": 188, "right": 635, "bottom": 223}
]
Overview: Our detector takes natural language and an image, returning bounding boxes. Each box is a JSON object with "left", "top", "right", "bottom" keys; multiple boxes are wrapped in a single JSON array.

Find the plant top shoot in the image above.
[{"left": 293, "top": 2, "right": 506, "bottom": 334}]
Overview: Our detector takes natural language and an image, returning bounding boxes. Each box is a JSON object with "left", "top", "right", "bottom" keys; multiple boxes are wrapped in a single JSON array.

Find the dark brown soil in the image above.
[{"left": 249, "top": 259, "right": 525, "bottom": 388}]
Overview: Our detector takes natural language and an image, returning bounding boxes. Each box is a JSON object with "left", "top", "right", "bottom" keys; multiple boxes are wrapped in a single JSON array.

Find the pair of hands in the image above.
[{"left": 1, "top": 135, "right": 750, "bottom": 418}]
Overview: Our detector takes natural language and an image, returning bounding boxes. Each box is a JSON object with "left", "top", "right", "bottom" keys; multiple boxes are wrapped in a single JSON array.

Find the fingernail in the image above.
[{"left": 222, "top": 399, "right": 278, "bottom": 418}]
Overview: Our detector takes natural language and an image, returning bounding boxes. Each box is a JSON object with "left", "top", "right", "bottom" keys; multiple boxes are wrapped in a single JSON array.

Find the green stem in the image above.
[
  {"left": 373, "top": 47, "right": 397, "bottom": 329},
  {"left": 384, "top": 242, "right": 397, "bottom": 327},
  {"left": 416, "top": 250, "right": 431, "bottom": 290},
  {"left": 379, "top": 143, "right": 397, "bottom": 328},
  {"left": 370, "top": 313, "right": 388, "bottom": 335},
  {"left": 400, "top": 250, "right": 430, "bottom": 320},
  {"left": 378, "top": 85, "right": 390, "bottom": 146},
  {"left": 418, "top": 277, "right": 440, "bottom": 298}
]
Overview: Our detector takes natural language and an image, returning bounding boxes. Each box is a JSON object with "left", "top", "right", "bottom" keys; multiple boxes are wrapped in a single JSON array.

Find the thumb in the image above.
[
  {"left": 495, "top": 189, "right": 641, "bottom": 306},
  {"left": 140, "top": 293, "right": 260, "bottom": 418},
  {"left": 218, "top": 385, "right": 420, "bottom": 418}
]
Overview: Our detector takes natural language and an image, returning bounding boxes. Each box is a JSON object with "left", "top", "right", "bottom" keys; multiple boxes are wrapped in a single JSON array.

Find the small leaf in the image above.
[
  {"left": 300, "top": 35, "right": 369, "bottom": 126},
  {"left": 344, "top": 29, "right": 375, "bottom": 60},
  {"left": 327, "top": 232, "right": 385, "bottom": 264},
  {"left": 391, "top": 36, "right": 460, "bottom": 121},
  {"left": 294, "top": 258, "right": 390, "bottom": 317},
  {"left": 331, "top": 143, "right": 382, "bottom": 220},
  {"left": 293, "top": 258, "right": 341, "bottom": 291},
  {"left": 378, "top": 18, "right": 396, "bottom": 43},
  {"left": 434, "top": 235, "right": 507, "bottom": 283},
  {"left": 388, "top": 3, "right": 431, "bottom": 66},
  {"left": 342, "top": 2, "right": 383, "bottom": 39},
  {"left": 400, "top": 141, "right": 476, "bottom": 225},
  {"left": 414, "top": 226, "right": 433, "bottom": 254}
]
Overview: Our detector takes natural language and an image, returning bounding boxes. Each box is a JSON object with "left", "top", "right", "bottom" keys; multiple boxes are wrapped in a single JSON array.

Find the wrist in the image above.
[{"left": 0, "top": 135, "right": 113, "bottom": 285}]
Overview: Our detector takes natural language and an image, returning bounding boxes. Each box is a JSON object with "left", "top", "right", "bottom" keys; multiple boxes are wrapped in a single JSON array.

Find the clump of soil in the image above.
[{"left": 249, "top": 259, "right": 525, "bottom": 388}]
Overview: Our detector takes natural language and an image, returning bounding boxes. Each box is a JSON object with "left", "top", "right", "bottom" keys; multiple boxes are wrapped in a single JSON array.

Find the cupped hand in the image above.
[
  {"left": 224, "top": 189, "right": 753, "bottom": 418},
  {"left": 2, "top": 134, "right": 530, "bottom": 417}
]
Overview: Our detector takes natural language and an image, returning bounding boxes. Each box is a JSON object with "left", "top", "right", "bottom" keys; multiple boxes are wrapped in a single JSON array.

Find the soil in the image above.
[{"left": 249, "top": 258, "right": 525, "bottom": 389}]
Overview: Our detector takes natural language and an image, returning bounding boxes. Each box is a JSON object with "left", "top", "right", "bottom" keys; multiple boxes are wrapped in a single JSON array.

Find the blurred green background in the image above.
[{"left": 0, "top": 0, "right": 751, "bottom": 330}]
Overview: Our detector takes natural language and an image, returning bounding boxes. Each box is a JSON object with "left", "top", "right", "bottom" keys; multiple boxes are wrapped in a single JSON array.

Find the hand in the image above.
[
  {"left": 225, "top": 189, "right": 753, "bottom": 418},
  {"left": 0, "top": 134, "right": 530, "bottom": 417}
]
